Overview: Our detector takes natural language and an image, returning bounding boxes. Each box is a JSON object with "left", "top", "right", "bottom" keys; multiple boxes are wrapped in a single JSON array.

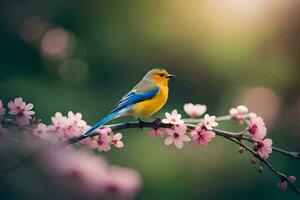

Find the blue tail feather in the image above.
[{"left": 83, "top": 111, "right": 119, "bottom": 137}]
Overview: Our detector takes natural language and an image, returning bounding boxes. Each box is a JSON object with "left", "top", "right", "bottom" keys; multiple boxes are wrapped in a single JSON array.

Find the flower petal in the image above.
[
  {"left": 174, "top": 139, "right": 183, "bottom": 149},
  {"left": 182, "top": 135, "right": 191, "bottom": 142},
  {"left": 164, "top": 137, "right": 174, "bottom": 145}
]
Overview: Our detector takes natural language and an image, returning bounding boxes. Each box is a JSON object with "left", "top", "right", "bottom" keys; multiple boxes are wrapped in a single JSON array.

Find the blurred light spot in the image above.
[
  {"left": 58, "top": 59, "right": 89, "bottom": 83},
  {"left": 41, "top": 28, "right": 76, "bottom": 60},
  {"left": 21, "top": 17, "right": 49, "bottom": 43},
  {"left": 242, "top": 87, "right": 281, "bottom": 125}
]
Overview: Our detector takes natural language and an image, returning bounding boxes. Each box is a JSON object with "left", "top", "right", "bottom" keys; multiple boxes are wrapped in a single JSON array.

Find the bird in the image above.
[{"left": 68, "top": 68, "right": 175, "bottom": 144}]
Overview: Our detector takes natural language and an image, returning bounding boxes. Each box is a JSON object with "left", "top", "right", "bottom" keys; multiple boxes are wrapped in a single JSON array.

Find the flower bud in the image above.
[
  {"left": 239, "top": 146, "right": 245, "bottom": 153},
  {"left": 288, "top": 176, "right": 296, "bottom": 183},
  {"left": 251, "top": 157, "right": 258, "bottom": 164},
  {"left": 277, "top": 180, "right": 287, "bottom": 191},
  {"left": 258, "top": 166, "right": 264, "bottom": 173}
]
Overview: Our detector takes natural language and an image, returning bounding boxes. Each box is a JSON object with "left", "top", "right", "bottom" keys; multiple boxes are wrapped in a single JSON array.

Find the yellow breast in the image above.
[{"left": 132, "top": 86, "right": 169, "bottom": 117}]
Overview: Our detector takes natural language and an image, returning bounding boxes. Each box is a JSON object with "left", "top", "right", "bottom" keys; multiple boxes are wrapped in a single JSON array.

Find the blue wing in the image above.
[
  {"left": 77, "top": 88, "right": 159, "bottom": 139},
  {"left": 68, "top": 81, "right": 159, "bottom": 143},
  {"left": 110, "top": 87, "right": 159, "bottom": 114}
]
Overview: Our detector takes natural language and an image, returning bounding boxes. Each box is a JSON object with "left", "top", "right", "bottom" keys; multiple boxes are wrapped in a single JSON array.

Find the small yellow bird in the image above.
[{"left": 71, "top": 68, "right": 175, "bottom": 142}]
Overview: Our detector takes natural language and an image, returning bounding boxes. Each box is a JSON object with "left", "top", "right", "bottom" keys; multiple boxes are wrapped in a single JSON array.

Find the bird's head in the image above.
[{"left": 145, "top": 68, "right": 175, "bottom": 86}]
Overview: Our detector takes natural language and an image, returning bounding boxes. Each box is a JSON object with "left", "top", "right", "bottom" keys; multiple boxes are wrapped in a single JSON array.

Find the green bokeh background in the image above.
[{"left": 1, "top": 0, "right": 300, "bottom": 199}]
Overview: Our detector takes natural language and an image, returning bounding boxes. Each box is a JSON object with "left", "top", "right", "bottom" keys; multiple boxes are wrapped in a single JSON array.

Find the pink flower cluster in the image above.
[
  {"left": 33, "top": 111, "right": 87, "bottom": 141},
  {"left": 229, "top": 105, "right": 249, "bottom": 123},
  {"left": 33, "top": 112, "right": 124, "bottom": 152},
  {"left": 160, "top": 110, "right": 191, "bottom": 149},
  {"left": 149, "top": 110, "right": 218, "bottom": 149},
  {"left": 247, "top": 116, "right": 272, "bottom": 159},
  {"left": 191, "top": 125, "right": 215, "bottom": 147},
  {"left": 229, "top": 105, "right": 272, "bottom": 159},
  {"left": 0, "top": 97, "right": 35, "bottom": 126},
  {"left": 190, "top": 114, "right": 217, "bottom": 147},
  {"left": 229, "top": 105, "right": 258, "bottom": 123},
  {"left": 0, "top": 98, "right": 36, "bottom": 134},
  {"left": 0, "top": 98, "right": 140, "bottom": 198},
  {"left": 38, "top": 144, "right": 141, "bottom": 199},
  {"left": 247, "top": 116, "right": 267, "bottom": 142},
  {"left": 80, "top": 127, "right": 124, "bottom": 152}
]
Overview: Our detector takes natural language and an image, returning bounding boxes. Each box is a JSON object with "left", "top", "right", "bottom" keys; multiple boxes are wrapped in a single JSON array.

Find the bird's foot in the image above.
[{"left": 137, "top": 118, "right": 144, "bottom": 131}]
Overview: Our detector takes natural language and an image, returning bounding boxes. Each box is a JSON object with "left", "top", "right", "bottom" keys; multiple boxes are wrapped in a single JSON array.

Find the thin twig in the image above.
[
  {"left": 271, "top": 146, "right": 300, "bottom": 159},
  {"left": 182, "top": 115, "right": 232, "bottom": 124},
  {"left": 221, "top": 135, "right": 300, "bottom": 194},
  {"left": 213, "top": 129, "right": 300, "bottom": 160}
]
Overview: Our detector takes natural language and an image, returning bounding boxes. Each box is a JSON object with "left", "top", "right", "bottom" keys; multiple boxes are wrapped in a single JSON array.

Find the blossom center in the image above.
[
  {"left": 197, "top": 131, "right": 204, "bottom": 141},
  {"left": 174, "top": 133, "right": 179, "bottom": 138},
  {"left": 17, "top": 112, "right": 24, "bottom": 117},
  {"left": 257, "top": 142, "right": 264, "bottom": 149},
  {"left": 248, "top": 124, "right": 257, "bottom": 134},
  {"left": 97, "top": 138, "right": 103, "bottom": 145}
]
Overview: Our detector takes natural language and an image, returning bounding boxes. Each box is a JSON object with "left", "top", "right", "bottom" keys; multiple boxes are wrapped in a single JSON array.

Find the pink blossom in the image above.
[
  {"left": 7, "top": 97, "right": 35, "bottom": 126},
  {"left": 248, "top": 116, "right": 267, "bottom": 142},
  {"left": 191, "top": 125, "right": 215, "bottom": 146},
  {"left": 277, "top": 180, "right": 287, "bottom": 191},
  {"left": 65, "top": 112, "right": 88, "bottom": 138},
  {"left": 258, "top": 166, "right": 264, "bottom": 173},
  {"left": 33, "top": 123, "right": 50, "bottom": 140},
  {"left": 40, "top": 146, "right": 109, "bottom": 193},
  {"left": 22, "top": 139, "right": 141, "bottom": 198},
  {"left": 68, "top": 111, "right": 87, "bottom": 127},
  {"left": 111, "top": 133, "right": 124, "bottom": 148},
  {"left": 248, "top": 112, "right": 258, "bottom": 120},
  {"left": 81, "top": 127, "right": 123, "bottom": 151},
  {"left": 164, "top": 124, "right": 191, "bottom": 149},
  {"left": 51, "top": 112, "right": 70, "bottom": 130},
  {"left": 98, "top": 127, "right": 113, "bottom": 136},
  {"left": 97, "top": 135, "right": 111, "bottom": 152},
  {"left": 0, "top": 100, "right": 5, "bottom": 115},
  {"left": 162, "top": 110, "right": 184, "bottom": 125},
  {"left": 256, "top": 138, "right": 272, "bottom": 159},
  {"left": 148, "top": 128, "right": 165, "bottom": 137},
  {"left": 49, "top": 112, "right": 87, "bottom": 140},
  {"left": 288, "top": 176, "right": 296, "bottom": 183},
  {"left": 202, "top": 114, "right": 218, "bottom": 130},
  {"left": 94, "top": 130, "right": 112, "bottom": 152},
  {"left": 229, "top": 105, "right": 249, "bottom": 123},
  {"left": 80, "top": 137, "right": 98, "bottom": 149},
  {"left": 184, "top": 103, "right": 206, "bottom": 118},
  {"left": 101, "top": 166, "right": 142, "bottom": 199}
]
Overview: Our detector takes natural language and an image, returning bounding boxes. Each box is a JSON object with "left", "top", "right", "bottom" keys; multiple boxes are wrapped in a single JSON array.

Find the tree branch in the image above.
[
  {"left": 5, "top": 116, "right": 300, "bottom": 194},
  {"left": 221, "top": 135, "right": 300, "bottom": 194}
]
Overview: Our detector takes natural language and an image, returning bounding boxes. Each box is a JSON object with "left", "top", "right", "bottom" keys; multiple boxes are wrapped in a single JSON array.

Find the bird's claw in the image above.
[{"left": 138, "top": 118, "right": 144, "bottom": 131}]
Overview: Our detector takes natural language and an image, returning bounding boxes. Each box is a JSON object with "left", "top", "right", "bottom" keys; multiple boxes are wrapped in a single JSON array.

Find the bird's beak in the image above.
[{"left": 166, "top": 74, "right": 176, "bottom": 78}]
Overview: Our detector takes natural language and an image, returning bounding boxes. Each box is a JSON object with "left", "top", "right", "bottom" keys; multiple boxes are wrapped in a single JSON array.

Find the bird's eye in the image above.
[{"left": 158, "top": 73, "right": 164, "bottom": 77}]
